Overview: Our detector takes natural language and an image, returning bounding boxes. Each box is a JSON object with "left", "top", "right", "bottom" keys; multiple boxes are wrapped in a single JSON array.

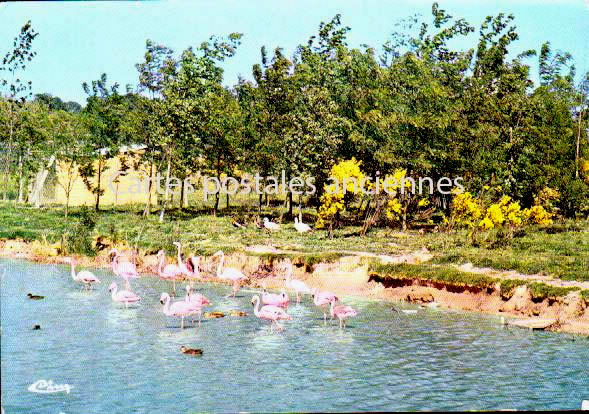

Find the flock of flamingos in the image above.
[{"left": 69, "top": 242, "right": 358, "bottom": 331}]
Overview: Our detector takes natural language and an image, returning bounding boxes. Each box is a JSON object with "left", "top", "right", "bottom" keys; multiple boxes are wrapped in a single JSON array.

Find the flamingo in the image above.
[
  {"left": 160, "top": 292, "right": 199, "bottom": 329},
  {"left": 184, "top": 285, "right": 211, "bottom": 325},
  {"left": 283, "top": 262, "right": 312, "bottom": 303},
  {"left": 312, "top": 288, "right": 339, "bottom": 323},
  {"left": 174, "top": 242, "right": 201, "bottom": 285},
  {"left": 108, "top": 282, "right": 140, "bottom": 309},
  {"left": 109, "top": 249, "right": 139, "bottom": 290},
  {"left": 261, "top": 284, "right": 290, "bottom": 308},
  {"left": 69, "top": 257, "right": 100, "bottom": 290},
  {"left": 263, "top": 217, "right": 280, "bottom": 231},
  {"left": 329, "top": 299, "right": 358, "bottom": 328},
  {"left": 212, "top": 250, "right": 247, "bottom": 297},
  {"left": 157, "top": 250, "right": 184, "bottom": 295},
  {"left": 251, "top": 295, "right": 292, "bottom": 332},
  {"left": 293, "top": 217, "right": 312, "bottom": 233}
]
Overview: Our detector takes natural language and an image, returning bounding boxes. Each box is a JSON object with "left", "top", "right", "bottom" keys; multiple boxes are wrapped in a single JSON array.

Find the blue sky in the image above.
[{"left": 1, "top": 0, "right": 588, "bottom": 105}]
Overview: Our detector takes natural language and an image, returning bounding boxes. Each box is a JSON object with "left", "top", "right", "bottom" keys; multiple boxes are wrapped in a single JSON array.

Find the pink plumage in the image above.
[
  {"left": 251, "top": 295, "right": 292, "bottom": 331},
  {"left": 262, "top": 290, "right": 289, "bottom": 308},
  {"left": 330, "top": 300, "right": 358, "bottom": 329},
  {"left": 108, "top": 282, "right": 140, "bottom": 309}
]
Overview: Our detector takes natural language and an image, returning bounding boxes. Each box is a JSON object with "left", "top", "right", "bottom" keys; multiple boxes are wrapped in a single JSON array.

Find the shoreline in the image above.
[{"left": 1, "top": 239, "right": 588, "bottom": 336}]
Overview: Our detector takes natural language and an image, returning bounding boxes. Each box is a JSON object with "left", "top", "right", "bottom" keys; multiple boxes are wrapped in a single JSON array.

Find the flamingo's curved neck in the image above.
[
  {"left": 111, "top": 254, "right": 118, "bottom": 273},
  {"left": 329, "top": 299, "right": 335, "bottom": 316},
  {"left": 252, "top": 296, "right": 261, "bottom": 317},
  {"left": 162, "top": 295, "right": 171, "bottom": 315},
  {"left": 157, "top": 254, "right": 165, "bottom": 275},
  {"left": 313, "top": 290, "right": 321, "bottom": 306},
  {"left": 70, "top": 261, "right": 76, "bottom": 280},
  {"left": 216, "top": 254, "right": 224, "bottom": 277},
  {"left": 110, "top": 285, "right": 118, "bottom": 300}
]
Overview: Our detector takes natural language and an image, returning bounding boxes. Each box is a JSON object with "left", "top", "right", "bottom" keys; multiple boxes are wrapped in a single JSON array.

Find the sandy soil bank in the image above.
[{"left": 1, "top": 239, "right": 587, "bottom": 336}]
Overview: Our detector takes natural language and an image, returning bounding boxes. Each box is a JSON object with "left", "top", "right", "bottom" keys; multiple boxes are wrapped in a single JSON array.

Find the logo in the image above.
[{"left": 27, "top": 379, "right": 73, "bottom": 394}]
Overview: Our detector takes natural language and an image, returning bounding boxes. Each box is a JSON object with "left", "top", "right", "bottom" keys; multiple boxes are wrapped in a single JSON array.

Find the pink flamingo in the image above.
[
  {"left": 109, "top": 249, "right": 139, "bottom": 290},
  {"left": 329, "top": 299, "right": 358, "bottom": 329},
  {"left": 174, "top": 242, "right": 200, "bottom": 285},
  {"left": 212, "top": 250, "right": 247, "bottom": 297},
  {"left": 184, "top": 285, "right": 211, "bottom": 325},
  {"left": 157, "top": 250, "right": 184, "bottom": 295},
  {"left": 251, "top": 295, "right": 292, "bottom": 332},
  {"left": 108, "top": 282, "right": 140, "bottom": 309},
  {"left": 160, "top": 292, "right": 199, "bottom": 329},
  {"left": 312, "top": 288, "right": 339, "bottom": 323},
  {"left": 283, "top": 262, "right": 312, "bottom": 303},
  {"left": 69, "top": 257, "right": 100, "bottom": 290},
  {"left": 261, "top": 283, "right": 290, "bottom": 308}
]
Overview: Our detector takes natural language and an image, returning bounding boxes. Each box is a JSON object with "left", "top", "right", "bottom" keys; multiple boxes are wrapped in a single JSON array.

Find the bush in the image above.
[{"left": 62, "top": 206, "right": 97, "bottom": 255}]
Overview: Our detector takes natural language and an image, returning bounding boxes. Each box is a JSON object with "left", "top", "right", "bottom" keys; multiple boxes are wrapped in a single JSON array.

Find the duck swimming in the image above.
[
  {"left": 27, "top": 293, "right": 44, "bottom": 300},
  {"left": 180, "top": 346, "right": 203, "bottom": 356}
]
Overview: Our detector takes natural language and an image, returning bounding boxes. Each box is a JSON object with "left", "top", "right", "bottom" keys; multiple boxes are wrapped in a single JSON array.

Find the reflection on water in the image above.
[{"left": 1, "top": 258, "right": 588, "bottom": 413}]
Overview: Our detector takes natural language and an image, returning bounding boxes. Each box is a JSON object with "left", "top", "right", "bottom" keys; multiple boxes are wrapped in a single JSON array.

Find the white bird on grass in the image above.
[
  {"left": 293, "top": 217, "right": 312, "bottom": 233},
  {"left": 263, "top": 217, "right": 281, "bottom": 231}
]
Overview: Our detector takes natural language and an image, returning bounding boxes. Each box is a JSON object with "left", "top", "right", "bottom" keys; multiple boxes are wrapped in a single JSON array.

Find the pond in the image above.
[{"left": 1, "top": 259, "right": 588, "bottom": 412}]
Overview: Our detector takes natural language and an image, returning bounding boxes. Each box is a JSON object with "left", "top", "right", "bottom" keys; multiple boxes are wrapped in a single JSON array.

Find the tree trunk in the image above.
[
  {"left": 258, "top": 193, "right": 263, "bottom": 214},
  {"left": 180, "top": 177, "right": 185, "bottom": 211},
  {"left": 143, "top": 161, "right": 153, "bottom": 217},
  {"left": 576, "top": 108, "right": 582, "bottom": 178},
  {"left": 226, "top": 193, "right": 230, "bottom": 210},
  {"left": 214, "top": 192, "right": 220, "bottom": 215},
  {"left": 17, "top": 154, "right": 24, "bottom": 204},
  {"left": 288, "top": 191, "right": 293, "bottom": 218},
  {"left": 30, "top": 154, "right": 56, "bottom": 208},
  {"left": 95, "top": 157, "right": 103, "bottom": 211},
  {"left": 159, "top": 153, "right": 172, "bottom": 223}
]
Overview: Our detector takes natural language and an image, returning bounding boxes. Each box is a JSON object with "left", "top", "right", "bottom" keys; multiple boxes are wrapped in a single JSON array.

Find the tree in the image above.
[{"left": 0, "top": 21, "right": 38, "bottom": 202}]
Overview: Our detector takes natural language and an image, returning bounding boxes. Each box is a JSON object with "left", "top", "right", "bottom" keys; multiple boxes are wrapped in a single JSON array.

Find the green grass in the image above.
[
  {"left": 526, "top": 282, "right": 580, "bottom": 301},
  {"left": 1, "top": 202, "right": 588, "bottom": 282},
  {"left": 368, "top": 263, "right": 583, "bottom": 300},
  {"left": 368, "top": 263, "right": 499, "bottom": 289},
  {"left": 430, "top": 225, "right": 589, "bottom": 281}
]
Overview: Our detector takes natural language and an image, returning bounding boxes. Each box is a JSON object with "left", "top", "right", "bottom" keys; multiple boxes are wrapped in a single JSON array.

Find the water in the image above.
[{"left": 1, "top": 259, "right": 588, "bottom": 413}]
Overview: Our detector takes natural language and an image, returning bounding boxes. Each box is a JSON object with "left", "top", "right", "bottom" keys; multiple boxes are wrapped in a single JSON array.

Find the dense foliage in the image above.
[{"left": 1, "top": 4, "right": 588, "bottom": 226}]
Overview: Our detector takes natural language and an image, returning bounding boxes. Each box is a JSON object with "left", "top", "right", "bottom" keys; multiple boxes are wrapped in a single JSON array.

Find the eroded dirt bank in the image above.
[{"left": 1, "top": 239, "right": 588, "bottom": 336}]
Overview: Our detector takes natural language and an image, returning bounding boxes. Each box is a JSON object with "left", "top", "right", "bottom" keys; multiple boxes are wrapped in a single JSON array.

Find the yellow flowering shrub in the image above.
[
  {"left": 534, "top": 187, "right": 560, "bottom": 212},
  {"left": 385, "top": 198, "right": 402, "bottom": 221},
  {"left": 523, "top": 205, "right": 553, "bottom": 225},
  {"left": 316, "top": 158, "right": 364, "bottom": 229},
  {"left": 450, "top": 191, "right": 482, "bottom": 228}
]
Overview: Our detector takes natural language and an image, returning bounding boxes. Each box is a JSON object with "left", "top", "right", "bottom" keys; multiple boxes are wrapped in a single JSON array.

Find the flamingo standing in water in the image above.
[
  {"left": 160, "top": 292, "right": 199, "bottom": 329},
  {"left": 251, "top": 295, "right": 292, "bottom": 332},
  {"left": 312, "top": 288, "right": 339, "bottom": 323},
  {"left": 157, "top": 250, "right": 184, "bottom": 295},
  {"left": 69, "top": 257, "right": 100, "bottom": 290},
  {"left": 108, "top": 282, "right": 140, "bottom": 309},
  {"left": 329, "top": 299, "right": 358, "bottom": 328},
  {"left": 174, "top": 242, "right": 200, "bottom": 286},
  {"left": 261, "top": 283, "right": 290, "bottom": 308},
  {"left": 184, "top": 285, "right": 211, "bottom": 325},
  {"left": 283, "top": 262, "right": 312, "bottom": 303},
  {"left": 212, "top": 250, "right": 247, "bottom": 297},
  {"left": 109, "top": 249, "right": 139, "bottom": 290}
]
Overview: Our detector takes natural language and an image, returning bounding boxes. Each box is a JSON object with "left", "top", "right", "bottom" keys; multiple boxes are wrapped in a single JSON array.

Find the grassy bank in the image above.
[
  {"left": 368, "top": 263, "right": 587, "bottom": 302},
  {"left": 1, "top": 202, "right": 588, "bottom": 282}
]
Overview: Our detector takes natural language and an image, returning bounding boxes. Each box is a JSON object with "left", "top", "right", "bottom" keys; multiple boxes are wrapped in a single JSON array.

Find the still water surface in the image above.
[{"left": 1, "top": 259, "right": 588, "bottom": 413}]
